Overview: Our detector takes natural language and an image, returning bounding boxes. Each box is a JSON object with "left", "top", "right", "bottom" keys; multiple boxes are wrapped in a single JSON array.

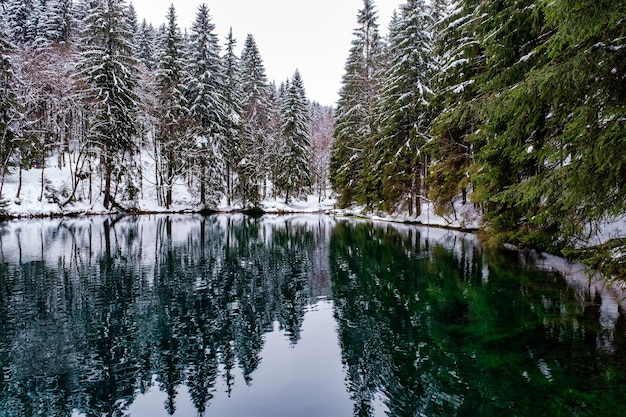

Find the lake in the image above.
[{"left": 0, "top": 214, "right": 624, "bottom": 417}]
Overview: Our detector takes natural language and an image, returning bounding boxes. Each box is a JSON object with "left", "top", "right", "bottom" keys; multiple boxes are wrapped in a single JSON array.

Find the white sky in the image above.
[{"left": 130, "top": 0, "right": 401, "bottom": 106}]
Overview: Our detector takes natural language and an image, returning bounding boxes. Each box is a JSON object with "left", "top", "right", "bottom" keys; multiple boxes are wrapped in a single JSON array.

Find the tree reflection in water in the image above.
[
  {"left": 0, "top": 215, "right": 625, "bottom": 417},
  {"left": 0, "top": 215, "right": 331, "bottom": 417},
  {"left": 329, "top": 220, "right": 626, "bottom": 417}
]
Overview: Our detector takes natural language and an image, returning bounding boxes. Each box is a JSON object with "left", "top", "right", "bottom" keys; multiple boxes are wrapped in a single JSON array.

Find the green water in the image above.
[{"left": 0, "top": 215, "right": 624, "bottom": 416}]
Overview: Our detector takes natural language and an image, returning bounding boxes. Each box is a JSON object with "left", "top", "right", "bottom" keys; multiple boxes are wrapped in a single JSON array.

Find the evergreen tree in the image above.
[
  {"left": 373, "top": 0, "right": 434, "bottom": 215},
  {"left": 135, "top": 18, "right": 156, "bottom": 70},
  {"left": 154, "top": 3, "right": 190, "bottom": 208},
  {"left": 42, "top": 0, "right": 74, "bottom": 45},
  {"left": 28, "top": 0, "right": 46, "bottom": 46},
  {"left": 186, "top": 2, "right": 227, "bottom": 207},
  {"left": 5, "top": 0, "right": 32, "bottom": 44},
  {"left": 474, "top": 0, "right": 626, "bottom": 247},
  {"left": 330, "top": 0, "right": 384, "bottom": 207},
  {"left": 0, "top": 19, "right": 18, "bottom": 199},
  {"left": 221, "top": 27, "right": 243, "bottom": 206},
  {"left": 238, "top": 33, "right": 272, "bottom": 207},
  {"left": 126, "top": 1, "right": 137, "bottom": 36},
  {"left": 77, "top": 0, "right": 139, "bottom": 209},
  {"left": 308, "top": 102, "right": 334, "bottom": 202},
  {"left": 277, "top": 69, "right": 311, "bottom": 203},
  {"left": 427, "top": 0, "right": 484, "bottom": 216}
]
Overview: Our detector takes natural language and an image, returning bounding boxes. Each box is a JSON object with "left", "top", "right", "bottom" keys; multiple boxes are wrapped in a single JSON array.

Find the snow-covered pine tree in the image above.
[
  {"left": 135, "top": 18, "right": 156, "bottom": 70},
  {"left": 28, "top": 0, "right": 48, "bottom": 46},
  {"left": 427, "top": 0, "right": 483, "bottom": 216},
  {"left": 476, "top": 0, "right": 626, "bottom": 248},
  {"left": 265, "top": 80, "right": 283, "bottom": 199},
  {"left": 221, "top": 27, "right": 243, "bottom": 206},
  {"left": 41, "top": 0, "right": 74, "bottom": 45},
  {"left": 329, "top": 0, "right": 384, "bottom": 208},
  {"left": 373, "top": 0, "right": 434, "bottom": 216},
  {"left": 186, "top": 2, "right": 227, "bottom": 208},
  {"left": 238, "top": 33, "right": 272, "bottom": 207},
  {"left": 154, "top": 3, "right": 191, "bottom": 208},
  {"left": 77, "top": 0, "right": 139, "bottom": 209},
  {"left": 0, "top": 17, "right": 19, "bottom": 199},
  {"left": 277, "top": 69, "right": 311, "bottom": 203},
  {"left": 468, "top": 0, "right": 554, "bottom": 246},
  {"left": 5, "top": 0, "right": 32, "bottom": 44},
  {"left": 126, "top": 1, "right": 137, "bottom": 36}
]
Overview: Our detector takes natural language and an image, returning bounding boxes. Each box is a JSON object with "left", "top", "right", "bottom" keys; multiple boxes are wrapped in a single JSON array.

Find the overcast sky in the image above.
[{"left": 131, "top": 0, "right": 401, "bottom": 106}]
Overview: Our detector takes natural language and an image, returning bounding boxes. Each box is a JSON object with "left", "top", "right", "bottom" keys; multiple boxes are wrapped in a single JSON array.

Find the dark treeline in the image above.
[
  {"left": 331, "top": 0, "right": 626, "bottom": 256},
  {"left": 0, "top": 0, "right": 334, "bottom": 210}
]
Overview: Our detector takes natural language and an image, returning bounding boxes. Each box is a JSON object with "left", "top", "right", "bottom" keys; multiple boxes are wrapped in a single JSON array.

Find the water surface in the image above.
[{"left": 0, "top": 214, "right": 624, "bottom": 416}]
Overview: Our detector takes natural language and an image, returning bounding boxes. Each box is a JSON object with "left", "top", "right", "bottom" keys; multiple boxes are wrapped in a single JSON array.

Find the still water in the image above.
[{"left": 0, "top": 214, "right": 625, "bottom": 417}]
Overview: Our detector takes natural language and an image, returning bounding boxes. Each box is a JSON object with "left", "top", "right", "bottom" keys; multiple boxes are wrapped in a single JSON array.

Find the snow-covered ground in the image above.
[
  {"left": 0, "top": 154, "right": 478, "bottom": 232},
  {"left": 334, "top": 198, "right": 481, "bottom": 230},
  {"left": 0, "top": 155, "right": 337, "bottom": 218}
]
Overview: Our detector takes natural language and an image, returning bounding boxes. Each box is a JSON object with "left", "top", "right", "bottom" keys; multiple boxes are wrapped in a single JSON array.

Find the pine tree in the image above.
[
  {"left": 308, "top": 102, "right": 334, "bottom": 202},
  {"left": 475, "top": 0, "right": 626, "bottom": 247},
  {"left": 42, "top": 0, "right": 74, "bottom": 45},
  {"left": 154, "top": 3, "right": 190, "bottom": 208},
  {"left": 186, "top": 2, "right": 227, "bottom": 207},
  {"left": 77, "top": 0, "right": 139, "bottom": 209},
  {"left": 5, "top": 0, "right": 32, "bottom": 44},
  {"left": 238, "top": 33, "right": 272, "bottom": 207},
  {"left": 135, "top": 18, "right": 156, "bottom": 70},
  {"left": 126, "top": 1, "right": 137, "bottom": 36},
  {"left": 373, "top": 0, "right": 434, "bottom": 215},
  {"left": 0, "top": 19, "right": 19, "bottom": 199},
  {"left": 330, "top": 0, "right": 384, "bottom": 208},
  {"left": 427, "top": 0, "right": 484, "bottom": 217},
  {"left": 277, "top": 70, "right": 311, "bottom": 203},
  {"left": 221, "top": 27, "right": 243, "bottom": 206}
]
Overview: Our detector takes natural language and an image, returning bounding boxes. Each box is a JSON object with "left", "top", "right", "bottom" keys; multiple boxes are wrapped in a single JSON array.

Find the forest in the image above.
[
  {"left": 330, "top": 0, "right": 626, "bottom": 275},
  {"left": 0, "top": 0, "right": 334, "bottom": 213},
  {"left": 0, "top": 0, "right": 625, "bottom": 275}
]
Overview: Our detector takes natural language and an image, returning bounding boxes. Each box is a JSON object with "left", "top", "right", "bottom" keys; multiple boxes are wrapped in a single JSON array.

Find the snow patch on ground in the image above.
[{"left": 334, "top": 200, "right": 481, "bottom": 231}]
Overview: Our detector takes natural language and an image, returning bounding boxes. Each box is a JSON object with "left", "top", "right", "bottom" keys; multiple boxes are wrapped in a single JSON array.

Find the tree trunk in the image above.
[
  {"left": 16, "top": 164, "right": 22, "bottom": 199},
  {"left": 39, "top": 161, "right": 45, "bottom": 202},
  {"left": 200, "top": 157, "right": 206, "bottom": 206},
  {"left": 103, "top": 159, "right": 112, "bottom": 209}
]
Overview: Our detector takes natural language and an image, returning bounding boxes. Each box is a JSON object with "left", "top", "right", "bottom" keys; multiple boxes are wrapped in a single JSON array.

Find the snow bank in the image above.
[{"left": 333, "top": 200, "right": 481, "bottom": 231}]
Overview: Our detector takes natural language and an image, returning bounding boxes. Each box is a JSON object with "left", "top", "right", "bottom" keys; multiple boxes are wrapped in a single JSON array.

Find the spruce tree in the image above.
[
  {"left": 427, "top": 0, "right": 484, "bottom": 216},
  {"left": 186, "top": 2, "right": 227, "bottom": 207},
  {"left": 0, "top": 20, "right": 18, "bottom": 199},
  {"left": 238, "top": 33, "right": 272, "bottom": 207},
  {"left": 5, "top": 0, "right": 32, "bottom": 44},
  {"left": 277, "top": 70, "right": 311, "bottom": 203},
  {"left": 330, "top": 0, "right": 383, "bottom": 208},
  {"left": 221, "top": 28, "right": 243, "bottom": 206},
  {"left": 466, "top": 0, "right": 553, "bottom": 245},
  {"left": 475, "top": 0, "right": 626, "bottom": 247},
  {"left": 135, "top": 18, "right": 156, "bottom": 70},
  {"left": 154, "top": 3, "right": 190, "bottom": 208},
  {"left": 374, "top": 0, "right": 434, "bottom": 215},
  {"left": 77, "top": 0, "right": 139, "bottom": 209},
  {"left": 41, "top": 0, "right": 73, "bottom": 45}
]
